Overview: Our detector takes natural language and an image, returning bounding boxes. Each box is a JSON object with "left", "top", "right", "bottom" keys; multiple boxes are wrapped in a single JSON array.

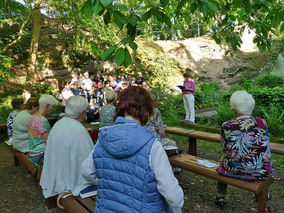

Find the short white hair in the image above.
[
  {"left": 65, "top": 96, "right": 88, "bottom": 118},
  {"left": 230, "top": 90, "right": 255, "bottom": 115},
  {"left": 39, "top": 94, "right": 58, "bottom": 107}
]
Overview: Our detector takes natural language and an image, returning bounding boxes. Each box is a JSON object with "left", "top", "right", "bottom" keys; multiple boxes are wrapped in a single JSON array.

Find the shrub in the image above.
[
  {"left": 260, "top": 106, "right": 284, "bottom": 137},
  {"left": 195, "top": 82, "right": 225, "bottom": 106},
  {"left": 256, "top": 73, "right": 284, "bottom": 88},
  {"left": 214, "top": 104, "right": 235, "bottom": 126}
]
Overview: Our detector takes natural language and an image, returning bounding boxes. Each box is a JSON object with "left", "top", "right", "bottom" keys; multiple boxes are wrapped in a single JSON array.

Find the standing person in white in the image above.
[
  {"left": 182, "top": 71, "right": 196, "bottom": 124},
  {"left": 82, "top": 72, "right": 93, "bottom": 103}
]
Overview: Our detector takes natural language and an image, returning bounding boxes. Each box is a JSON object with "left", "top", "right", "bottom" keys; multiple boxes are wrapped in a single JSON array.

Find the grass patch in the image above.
[{"left": 272, "top": 153, "right": 284, "bottom": 172}]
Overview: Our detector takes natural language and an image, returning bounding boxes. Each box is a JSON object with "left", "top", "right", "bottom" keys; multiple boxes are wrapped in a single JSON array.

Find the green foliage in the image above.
[
  {"left": 195, "top": 82, "right": 225, "bottom": 106},
  {"left": 31, "top": 83, "right": 54, "bottom": 98},
  {"left": 0, "top": 54, "right": 15, "bottom": 82},
  {"left": 256, "top": 73, "right": 284, "bottom": 88},
  {"left": 260, "top": 106, "right": 284, "bottom": 137},
  {"left": 214, "top": 104, "right": 235, "bottom": 126}
]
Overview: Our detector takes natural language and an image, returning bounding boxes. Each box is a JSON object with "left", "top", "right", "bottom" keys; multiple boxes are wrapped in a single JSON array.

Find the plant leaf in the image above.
[
  {"left": 207, "top": 1, "right": 217, "bottom": 12},
  {"left": 129, "top": 40, "right": 137, "bottom": 51},
  {"left": 122, "top": 38, "right": 131, "bottom": 45},
  {"left": 101, "top": 44, "right": 118, "bottom": 61},
  {"left": 93, "top": 0, "right": 104, "bottom": 14},
  {"left": 104, "top": 10, "right": 111, "bottom": 24},
  {"left": 124, "top": 48, "right": 132, "bottom": 68},
  {"left": 161, "top": 12, "right": 172, "bottom": 27},
  {"left": 100, "top": 0, "right": 113, "bottom": 7},
  {"left": 160, "top": 0, "right": 169, "bottom": 8},
  {"left": 114, "top": 47, "right": 125, "bottom": 66},
  {"left": 128, "top": 16, "right": 137, "bottom": 26},
  {"left": 152, "top": 7, "right": 163, "bottom": 22},
  {"left": 142, "top": 9, "right": 152, "bottom": 21},
  {"left": 81, "top": 0, "right": 94, "bottom": 17}
]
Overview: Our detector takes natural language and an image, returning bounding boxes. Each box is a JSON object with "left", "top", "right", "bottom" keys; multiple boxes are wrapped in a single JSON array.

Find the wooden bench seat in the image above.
[
  {"left": 4, "top": 143, "right": 41, "bottom": 180},
  {"left": 59, "top": 195, "right": 96, "bottom": 213},
  {"left": 169, "top": 153, "right": 274, "bottom": 213},
  {"left": 165, "top": 126, "right": 284, "bottom": 155}
]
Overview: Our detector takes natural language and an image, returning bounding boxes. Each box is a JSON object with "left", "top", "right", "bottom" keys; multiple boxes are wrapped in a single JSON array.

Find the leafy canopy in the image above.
[{"left": 81, "top": 0, "right": 283, "bottom": 67}]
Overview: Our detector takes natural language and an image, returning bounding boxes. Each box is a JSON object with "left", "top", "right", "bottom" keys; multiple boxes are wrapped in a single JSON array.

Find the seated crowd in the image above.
[{"left": 6, "top": 70, "right": 274, "bottom": 212}]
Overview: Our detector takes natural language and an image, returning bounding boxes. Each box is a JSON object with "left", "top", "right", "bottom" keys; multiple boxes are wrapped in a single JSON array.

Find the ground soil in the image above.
[{"left": 0, "top": 142, "right": 283, "bottom": 213}]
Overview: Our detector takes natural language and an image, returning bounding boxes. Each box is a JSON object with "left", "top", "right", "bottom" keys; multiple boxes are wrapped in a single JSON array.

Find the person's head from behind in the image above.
[
  {"left": 121, "top": 75, "right": 125, "bottom": 81},
  {"left": 105, "top": 90, "right": 117, "bottom": 105},
  {"left": 11, "top": 97, "right": 24, "bottom": 111},
  {"left": 97, "top": 71, "right": 102, "bottom": 78},
  {"left": 114, "top": 86, "right": 154, "bottom": 125},
  {"left": 25, "top": 97, "right": 40, "bottom": 114},
  {"left": 39, "top": 94, "right": 58, "bottom": 116},
  {"left": 230, "top": 90, "right": 255, "bottom": 116},
  {"left": 65, "top": 96, "right": 88, "bottom": 122}
]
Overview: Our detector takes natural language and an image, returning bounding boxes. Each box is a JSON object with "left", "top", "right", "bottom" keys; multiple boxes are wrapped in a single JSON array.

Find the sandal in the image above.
[{"left": 215, "top": 196, "right": 226, "bottom": 207}]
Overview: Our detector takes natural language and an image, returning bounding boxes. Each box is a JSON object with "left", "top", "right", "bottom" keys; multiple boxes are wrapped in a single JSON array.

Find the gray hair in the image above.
[
  {"left": 65, "top": 96, "right": 88, "bottom": 118},
  {"left": 39, "top": 94, "right": 58, "bottom": 107},
  {"left": 230, "top": 90, "right": 255, "bottom": 115}
]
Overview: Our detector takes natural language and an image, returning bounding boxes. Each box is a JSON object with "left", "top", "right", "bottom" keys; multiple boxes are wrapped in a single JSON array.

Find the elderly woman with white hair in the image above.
[
  {"left": 40, "top": 96, "right": 97, "bottom": 199},
  {"left": 27, "top": 94, "right": 58, "bottom": 165},
  {"left": 215, "top": 90, "right": 274, "bottom": 207}
]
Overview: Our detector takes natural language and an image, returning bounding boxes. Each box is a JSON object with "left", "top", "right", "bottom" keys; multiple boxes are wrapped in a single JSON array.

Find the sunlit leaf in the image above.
[
  {"left": 129, "top": 40, "right": 137, "bottom": 51},
  {"left": 128, "top": 16, "right": 137, "bottom": 26},
  {"left": 81, "top": 0, "right": 94, "bottom": 17},
  {"left": 100, "top": 0, "right": 113, "bottom": 7},
  {"left": 124, "top": 48, "right": 132, "bottom": 68},
  {"left": 93, "top": 0, "right": 104, "bottom": 14},
  {"left": 114, "top": 47, "right": 125, "bottom": 66},
  {"left": 101, "top": 44, "right": 118, "bottom": 61},
  {"left": 142, "top": 9, "right": 152, "bottom": 21}
]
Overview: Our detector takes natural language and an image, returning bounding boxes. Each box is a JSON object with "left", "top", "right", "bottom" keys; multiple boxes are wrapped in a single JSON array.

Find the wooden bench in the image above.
[
  {"left": 168, "top": 153, "right": 274, "bottom": 213},
  {"left": 165, "top": 126, "right": 284, "bottom": 155}
]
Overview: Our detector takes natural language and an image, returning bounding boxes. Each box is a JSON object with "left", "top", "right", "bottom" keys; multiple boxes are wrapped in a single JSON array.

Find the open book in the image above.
[
  {"left": 80, "top": 185, "right": 98, "bottom": 199},
  {"left": 177, "top": 85, "right": 185, "bottom": 90}
]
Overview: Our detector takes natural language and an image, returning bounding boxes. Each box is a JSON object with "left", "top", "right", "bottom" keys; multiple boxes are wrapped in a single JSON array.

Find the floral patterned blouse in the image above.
[{"left": 219, "top": 116, "right": 274, "bottom": 180}]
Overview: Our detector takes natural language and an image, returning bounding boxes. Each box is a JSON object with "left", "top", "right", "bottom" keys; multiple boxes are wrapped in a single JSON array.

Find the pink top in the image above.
[{"left": 183, "top": 79, "right": 196, "bottom": 95}]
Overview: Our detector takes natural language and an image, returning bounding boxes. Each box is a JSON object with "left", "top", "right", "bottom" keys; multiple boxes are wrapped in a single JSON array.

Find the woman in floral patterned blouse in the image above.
[{"left": 215, "top": 90, "right": 273, "bottom": 206}]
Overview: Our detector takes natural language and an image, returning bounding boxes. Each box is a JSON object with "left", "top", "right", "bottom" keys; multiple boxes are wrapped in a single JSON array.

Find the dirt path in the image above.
[{"left": 0, "top": 142, "right": 283, "bottom": 213}]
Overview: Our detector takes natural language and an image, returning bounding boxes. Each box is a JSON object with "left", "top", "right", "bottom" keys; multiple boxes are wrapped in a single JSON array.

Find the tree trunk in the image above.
[{"left": 26, "top": 1, "right": 41, "bottom": 82}]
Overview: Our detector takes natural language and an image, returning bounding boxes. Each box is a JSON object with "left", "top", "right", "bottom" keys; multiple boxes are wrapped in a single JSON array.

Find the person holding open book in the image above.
[
  {"left": 181, "top": 70, "right": 196, "bottom": 124},
  {"left": 82, "top": 86, "right": 184, "bottom": 212}
]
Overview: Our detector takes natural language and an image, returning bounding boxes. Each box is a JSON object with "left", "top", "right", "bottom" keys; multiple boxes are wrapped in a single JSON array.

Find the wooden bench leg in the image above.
[
  {"left": 188, "top": 137, "right": 197, "bottom": 156},
  {"left": 256, "top": 188, "right": 268, "bottom": 213},
  {"left": 14, "top": 155, "right": 19, "bottom": 167}
]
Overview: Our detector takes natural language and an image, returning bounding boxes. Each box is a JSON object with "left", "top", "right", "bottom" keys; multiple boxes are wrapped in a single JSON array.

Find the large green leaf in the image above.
[
  {"left": 124, "top": 48, "right": 132, "bottom": 68},
  {"left": 280, "top": 23, "right": 284, "bottom": 32},
  {"left": 100, "top": 0, "right": 113, "bottom": 7},
  {"left": 207, "top": 1, "right": 217, "bottom": 13},
  {"left": 122, "top": 38, "right": 131, "bottom": 45},
  {"left": 128, "top": 16, "right": 137, "bottom": 27},
  {"left": 116, "top": 11, "right": 128, "bottom": 24},
  {"left": 152, "top": 7, "right": 163, "bottom": 22},
  {"left": 114, "top": 47, "right": 125, "bottom": 66},
  {"left": 129, "top": 40, "right": 137, "bottom": 51},
  {"left": 142, "top": 9, "right": 152, "bottom": 21},
  {"left": 161, "top": 12, "right": 172, "bottom": 27},
  {"left": 101, "top": 44, "right": 118, "bottom": 61},
  {"left": 81, "top": 0, "right": 94, "bottom": 17},
  {"left": 93, "top": 0, "right": 104, "bottom": 14},
  {"left": 160, "top": 0, "right": 169, "bottom": 8}
]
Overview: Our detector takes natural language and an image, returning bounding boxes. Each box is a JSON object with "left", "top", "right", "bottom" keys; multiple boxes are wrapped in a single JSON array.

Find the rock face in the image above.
[{"left": 12, "top": 34, "right": 274, "bottom": 92}]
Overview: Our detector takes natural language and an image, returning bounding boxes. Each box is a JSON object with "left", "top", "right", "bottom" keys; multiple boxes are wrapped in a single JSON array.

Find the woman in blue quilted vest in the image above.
[{"left": 82, "top": 86, "right": 184, "bottom": 213}]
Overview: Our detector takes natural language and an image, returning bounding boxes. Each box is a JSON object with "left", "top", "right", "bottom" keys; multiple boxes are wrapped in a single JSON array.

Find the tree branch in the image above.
[{"left": 3, "top": 11, "right": 32, "bottom": 53}]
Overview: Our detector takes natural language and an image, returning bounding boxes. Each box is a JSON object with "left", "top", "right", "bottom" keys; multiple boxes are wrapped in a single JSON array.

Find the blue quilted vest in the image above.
[{"left": 93, "top": 117, "right": 167, "bottom": 213}]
